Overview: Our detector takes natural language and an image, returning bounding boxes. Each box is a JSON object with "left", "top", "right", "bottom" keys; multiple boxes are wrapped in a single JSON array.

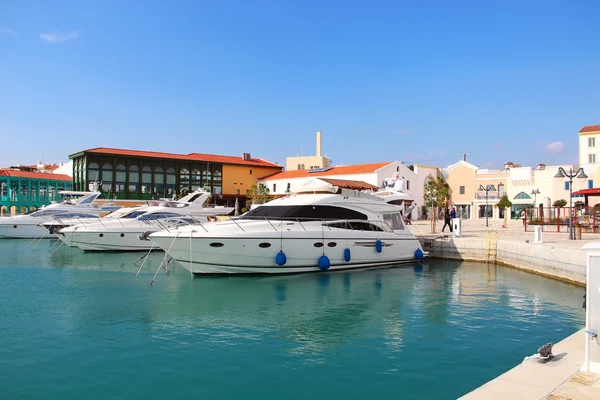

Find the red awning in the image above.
[{"left": 572, "top": 188, "right": 600, "bottom": 196}]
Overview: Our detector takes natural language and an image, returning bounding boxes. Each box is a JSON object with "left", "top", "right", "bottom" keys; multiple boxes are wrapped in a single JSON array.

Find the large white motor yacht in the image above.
[
  {"left": 0, "top": 191, "right": 124, "bottom": 239},
  {"left": 149, "top": 182, "right": 425, "bottom": 275},
  {"left": 60, "top": 189, "right": 235, "bottom": 251}
]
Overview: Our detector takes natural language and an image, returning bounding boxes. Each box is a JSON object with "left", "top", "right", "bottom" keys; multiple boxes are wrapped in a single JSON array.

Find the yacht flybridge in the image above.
[
  {"left": 0, "top": 191, "right": 125, "bottom": 239},
  {"left": 59, "top": 189, "right": 235, "bottom": 251},
  {"left": 149, "top": 182, "right": 425, "bottom": 275}
]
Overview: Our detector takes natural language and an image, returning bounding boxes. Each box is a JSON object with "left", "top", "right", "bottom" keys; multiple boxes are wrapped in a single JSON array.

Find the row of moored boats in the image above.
[{"left": 0, "top": 181, "right": 425, "bottom": 275}]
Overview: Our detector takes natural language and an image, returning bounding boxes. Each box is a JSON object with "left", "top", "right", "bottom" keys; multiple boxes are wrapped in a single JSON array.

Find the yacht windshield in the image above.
[
  {"left": 241, "top": 205, "right": 368, "bottom": 221},
  {"left": 138, "top": 212, "right": 182, "bottom": 221},
  {"left": 121, "top": 211, "right": 147, "bottom": 219}
]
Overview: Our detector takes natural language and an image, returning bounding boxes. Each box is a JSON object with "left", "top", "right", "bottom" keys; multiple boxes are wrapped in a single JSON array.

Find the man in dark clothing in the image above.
[{"left": 442, "top": 208, "right": 453, "bottom": 233}]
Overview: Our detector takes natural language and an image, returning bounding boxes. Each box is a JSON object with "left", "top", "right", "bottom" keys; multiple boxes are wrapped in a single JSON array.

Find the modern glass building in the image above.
[
  {"left": 0, "top": 168, "right": 73, "bottom": 215},
  {"left": 69, "top": 148, "right": 282, "bottom": 204}
]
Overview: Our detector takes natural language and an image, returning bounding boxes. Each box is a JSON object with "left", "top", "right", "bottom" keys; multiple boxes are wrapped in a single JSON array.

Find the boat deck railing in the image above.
[{"left": 156, "top": 216, "right": 406, "bottom": 235}]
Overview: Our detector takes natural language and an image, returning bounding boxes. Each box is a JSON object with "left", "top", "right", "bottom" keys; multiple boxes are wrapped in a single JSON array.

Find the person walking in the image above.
[{"left": 442, "top": 208, "right": 453, "bottom": 233}]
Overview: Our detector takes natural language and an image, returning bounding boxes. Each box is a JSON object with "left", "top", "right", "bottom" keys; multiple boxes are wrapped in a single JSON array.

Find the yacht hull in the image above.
[
  {"left": 69, "top": 229, "right": 158, "bottom": 251},
  {"left": 150, "top": 235, "right": 423, "bottom": 275},
  {"left": 0, "top": 222, "right": 55, "bottom": 239}
]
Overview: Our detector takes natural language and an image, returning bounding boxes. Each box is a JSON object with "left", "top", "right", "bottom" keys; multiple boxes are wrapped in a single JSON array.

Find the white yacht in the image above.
[
  {"left": 60, "top": 190, "right": 235, "bottom": 251},
  {"left": 39, "top": 190, "right": 207, "bottom": 238},
  {"left": 0, "top": 191, "right": 124, "bottom": 239},
  {"left": 148, "top": 182, "right": 425, "bottom": 275}
]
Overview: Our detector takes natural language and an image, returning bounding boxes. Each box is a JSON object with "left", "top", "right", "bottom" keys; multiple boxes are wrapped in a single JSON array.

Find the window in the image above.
[
  {"left": 459, "top": 186, "right": 465, "bottom": 195},
  {"left": 297, "top": 164, "right": 301, "bottom": 170},
  {"left": 273, "top": 184, "right": 276, "bottom": 192},
  {"left": 101, "top": 163, "right": 113, "bottom": 192},
  {"left": 166, "top": 167, "right": 176, "bottom": 195},
  {"left": 128, "top": 165, "right": 139, "bottom": 192},
  {"left": 589, "top": 180, "right": 594, "bottom": 189},
  {"left": 514, "top": 192, "right": 532, "bottom": 199},
  {"left": 249, "top": 169, "right": 252, "bottom": 175},
  {"left": 589, "top": 154, "right": 596, "bottom": 163},
  {"left": 179, "top": 168, "right": 190, "bottom": 191},
  {"left": 406, "top": 181, "right": 410, "bottom": 190},
  {"left": 242, "top": 205, "right": 368, "bottom": 221},
  {"left": 286, "top": 183, "right": 291, "bottom": 192},
  {"left": 565, "top": 181, "right": 571, "bottom": 190},
  {"left": 154, "top": 167, "right": 164, "bottom": 195},
  {"left": 589, "top": 138, "right": 596, "bottom": 147},
  {"left": 115, "top": 164, "right": 126, "bottom": 193},
  {"left": 87, "top": 162, "right": 100, "bottom": 182}
]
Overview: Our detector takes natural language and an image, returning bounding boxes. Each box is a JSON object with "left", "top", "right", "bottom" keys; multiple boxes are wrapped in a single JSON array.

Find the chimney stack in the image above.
[{"left": 316, "top": 130, "right": 322, "bottom": 157}]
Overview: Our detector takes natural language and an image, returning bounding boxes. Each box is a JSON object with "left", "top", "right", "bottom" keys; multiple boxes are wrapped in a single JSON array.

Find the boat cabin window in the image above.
[
  {"left": 138, "top": 212, "right": 181, "bottom": 221},
  {"left": 77, "top": 195, "right": 98, "bottom": 205},
  {"left": 54, "top": 213, "right": 98, "bottom": 219},
  {"left": 241, "top": 205, "right": 368, "bottom": 221},
  {"left": 386, "top": 199, "right": 405, "bottom": 206},
  {"left": 324, "top": 220, "right": 386, "bottom": 231},
  {"left": 383, "top": 212, "right": 405, "bottom": 230},
  {"left": 31, "top": 209, "right": 69, "bottom": 217},
  {"left": 122, "top": 210, "right": 148, "bottom": 219}
]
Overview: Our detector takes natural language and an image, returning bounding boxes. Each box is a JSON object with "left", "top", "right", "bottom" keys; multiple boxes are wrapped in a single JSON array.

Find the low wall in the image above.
[{"left": 421, "top": 236, "right": 586, "bottom": 286}]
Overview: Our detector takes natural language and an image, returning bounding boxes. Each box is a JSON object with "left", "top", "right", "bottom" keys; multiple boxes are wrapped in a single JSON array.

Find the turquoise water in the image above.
[{"left": 0, "top": 240, "right": 584, "bottom": 399}]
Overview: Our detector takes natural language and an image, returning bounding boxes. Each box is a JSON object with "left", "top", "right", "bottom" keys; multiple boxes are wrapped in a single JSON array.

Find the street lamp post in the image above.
[
  {"left": 479, "top": 184, "right": 496, "bottom": 227},
  {"left": 554, "top": 167, "right": 588, "bottom": 240},
  {"left": 531, "top": 189, "right": 540, "bottom": 208}
]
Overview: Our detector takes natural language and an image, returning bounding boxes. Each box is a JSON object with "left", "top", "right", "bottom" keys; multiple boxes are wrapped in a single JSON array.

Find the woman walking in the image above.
[{"left": 442, "top": 208, "right": 453, "bottom": 233}]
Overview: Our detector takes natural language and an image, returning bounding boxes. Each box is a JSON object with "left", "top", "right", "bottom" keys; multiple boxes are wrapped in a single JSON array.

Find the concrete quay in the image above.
[
  {"left": 408, "top": 219, "right": 600, "bottom": 399},
  {"left": 408, "top": 218, "right": 592, "bottom": 286}
]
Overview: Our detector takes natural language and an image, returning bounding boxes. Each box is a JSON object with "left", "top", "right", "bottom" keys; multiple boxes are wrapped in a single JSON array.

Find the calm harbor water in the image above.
[{"left": 0, "top": 239, "right": 585, "bottom": 399}]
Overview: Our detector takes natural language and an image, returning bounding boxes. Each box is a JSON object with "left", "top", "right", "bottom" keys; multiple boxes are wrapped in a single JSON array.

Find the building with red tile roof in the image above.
[
  {"left": 579, "top": 124, "right": 600, "bottom": 171},
  {"left": 0, "top": 168, "right": 74, "bottom": 215},
  {"left": 68, "top": 147, "right": 282, "bottom": 204}
]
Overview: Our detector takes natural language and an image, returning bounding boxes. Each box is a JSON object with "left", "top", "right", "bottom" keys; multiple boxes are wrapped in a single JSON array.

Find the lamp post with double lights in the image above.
[
  {"left": 531, "top": 189, "right": 540, "bottom": 207},
  {"left": 554, "top": 167, "right": 588, "bottom": 240},
  {"left": 479, "top": 184, "right": 496, "bottom": 227}
]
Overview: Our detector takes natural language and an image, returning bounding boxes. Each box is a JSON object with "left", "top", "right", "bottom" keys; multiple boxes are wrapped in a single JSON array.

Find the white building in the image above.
[{"left": 578, "top": 125, "right": 600, "bottom": 174}]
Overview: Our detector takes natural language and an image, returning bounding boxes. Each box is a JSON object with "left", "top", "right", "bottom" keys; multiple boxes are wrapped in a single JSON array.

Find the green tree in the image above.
[
  {"left": 552, "top": 199, "right": 567, "bottom": 207},
  {"left": 245, "top": 183, "right": 271, "bottom": 211},
  {"left": 423, "top": 176, "right": 450, "bottom": 233},
  {"left": 496, "top": 194, "right": 512, "bottom": 228}
]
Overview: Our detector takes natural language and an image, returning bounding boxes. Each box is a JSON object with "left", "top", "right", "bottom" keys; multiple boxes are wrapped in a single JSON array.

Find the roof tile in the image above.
[
  {"left": 0, "top": 169, "right": 72, "bottom": 181},
  {"left": 259, "top": 162, "right": 392, "bottom": 180},
  {"left": 71, "top": 147, "right": 282, "bottom": 168},
  {"left": 579, "top": 125, "right": 600, "bottom": 133}
]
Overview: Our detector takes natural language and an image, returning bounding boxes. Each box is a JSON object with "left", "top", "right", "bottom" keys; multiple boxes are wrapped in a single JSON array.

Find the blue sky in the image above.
[{"left": 1, "top": 0, "right": 599, "bottom": 170}]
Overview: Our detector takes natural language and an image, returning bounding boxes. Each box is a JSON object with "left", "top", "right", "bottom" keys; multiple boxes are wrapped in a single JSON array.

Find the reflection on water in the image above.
[{"left": 0, "top": 239, "right": 586, "bottom": 400}]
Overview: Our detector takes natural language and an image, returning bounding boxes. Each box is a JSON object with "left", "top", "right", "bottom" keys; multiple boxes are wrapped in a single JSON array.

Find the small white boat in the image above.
[
  {"left": 0, "top": 191, "right": 125, "bottom": 239},
  {"left": 149, "top": 181, "right": 425, "bottom": 275},
  {"left": 60, "top": 189, "right": 234, "bottom": 251}
]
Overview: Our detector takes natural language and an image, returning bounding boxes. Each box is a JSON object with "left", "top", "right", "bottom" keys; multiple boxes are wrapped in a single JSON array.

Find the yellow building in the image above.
[{"left": 286, "top": 131, "right": 332, "bottom": 171}]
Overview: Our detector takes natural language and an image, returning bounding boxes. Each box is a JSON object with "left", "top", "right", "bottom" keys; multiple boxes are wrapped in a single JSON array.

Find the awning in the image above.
[
  {"left": 573, "top": 188, "right": 600, "bottom": 196},
  {"left": 319, "top": 178, "right": 379, "bottom": 191}
]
